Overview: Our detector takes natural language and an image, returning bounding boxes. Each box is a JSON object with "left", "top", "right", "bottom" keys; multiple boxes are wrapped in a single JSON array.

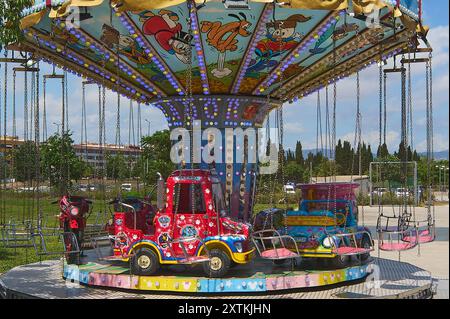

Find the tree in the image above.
[
  {"left": 40, "top": 132, "right": 88, "bottom": 194},
  {"left": 106, "top": 153, "right": 128, "bottom": 181},
  {"left": 12, "top": 141, "right": 39, "bottom": 182},
  {"left": 377, "top": 143, "right": 390, "bottom": 159},
  {"left": 295, "top": 141, "right": 304, "bottom": 166},
  {"left": 0, "top": 1, "right": 33, "bottom": 50},
  {"left": 140, "top": 130, "right": 176, "bottom": 183},
  {"left": 284, "top": 162, "right": 305, "bottom": 183}
]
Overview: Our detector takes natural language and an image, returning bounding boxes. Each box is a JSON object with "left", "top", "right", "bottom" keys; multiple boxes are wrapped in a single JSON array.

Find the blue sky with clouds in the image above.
[{"left": 1, "top": 1, "right": 448, "bottom": 153}]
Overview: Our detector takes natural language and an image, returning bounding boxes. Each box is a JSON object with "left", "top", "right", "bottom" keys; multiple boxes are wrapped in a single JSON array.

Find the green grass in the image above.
[{"left": 0, "top": 191, "right": 114, "bottom": 274}]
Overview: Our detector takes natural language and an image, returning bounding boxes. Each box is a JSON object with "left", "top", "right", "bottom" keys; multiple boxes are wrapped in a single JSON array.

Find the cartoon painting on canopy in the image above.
[
  {"left": 197, "top": 1, "right": 263, "bottom": 94},
  {"left": 127, "top": 5, "right": 203, "bottom": 94},
  {"left": 238, "top": 8, "right": 327, "bottom": 95},
  {"left": 72, "top": 2, "right": 177, "bottom": 95},
  {"left": 30, "top": 16, "right": 155, "bottom": 95},
  {"left": 264, "top": 7, "right": 395, "bottom": 95}
]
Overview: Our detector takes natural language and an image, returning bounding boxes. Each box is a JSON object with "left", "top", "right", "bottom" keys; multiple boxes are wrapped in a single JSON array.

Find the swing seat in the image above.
[
  {"left": 261, "top": 248, "right": 299, "bottom": 259},
  {"left": 379, "top": 241, "right": 417, "bottom": 251},
  {"left": 252, "top": 229, "right": 301, "bottom": 261},
  {"left": 378, "top": 228, "right": 418, "bottom": 251},
  {"left": 326, "top": 231, "right": 374, "bottom": 257},
  {"left": 403, "top": 229, "right": 434, "bottom": 244},
  {"left": 333, "top": 246, "right": 372, "bottom": 256}
]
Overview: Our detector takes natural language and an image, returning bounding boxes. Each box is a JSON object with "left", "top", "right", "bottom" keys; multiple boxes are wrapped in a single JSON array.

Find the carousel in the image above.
[{"left": 0, "top": 0, "right": 436, "bottom": 299}]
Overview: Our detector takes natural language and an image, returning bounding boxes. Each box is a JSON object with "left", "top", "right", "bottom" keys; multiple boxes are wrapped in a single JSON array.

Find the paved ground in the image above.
[{"left": 359, "top": 204, "right": 449, "bottom": 298}]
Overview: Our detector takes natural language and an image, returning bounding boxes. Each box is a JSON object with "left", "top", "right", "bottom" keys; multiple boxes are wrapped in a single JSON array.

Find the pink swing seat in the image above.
[
  {"left": 333, "top": 246, "right": 371, "bottom": 256},
  {"left": 379, "top": 241, "right": 416, "bottom": 251},
  {"left": 403, "top": 229, "right": 434, "bottom": 244},
  {"left": 261, "top": 248, "right": 299, "bottom": 259}
]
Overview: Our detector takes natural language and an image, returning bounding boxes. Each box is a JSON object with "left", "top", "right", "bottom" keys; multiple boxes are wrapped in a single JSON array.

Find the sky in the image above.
[{"left": 1, "top": 1, "right": 448, "bottom": 154}]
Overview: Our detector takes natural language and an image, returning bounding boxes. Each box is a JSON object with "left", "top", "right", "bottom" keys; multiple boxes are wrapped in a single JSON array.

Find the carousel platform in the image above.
[{"left": 0, "top": 249, "right": 435, "bottom": 299}]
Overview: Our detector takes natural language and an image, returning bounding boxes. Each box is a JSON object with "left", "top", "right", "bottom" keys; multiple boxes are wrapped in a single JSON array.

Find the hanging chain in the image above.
[
  {"left": 24, "top": 70, "right": 28, "bottom": 141},
  {"left": 30, "top": 70, "right": 35, "bottom": 139},
  {"left": 116, "top": 94, "right": 121, "bottom": 147},
  {"left": 316, "top": 91, "right": 323, "bottom": 156},
  {"left": 188, "top": 1, "right": 195, "bottom": 216},
  {"left": 35, "top": 65, "right": 41, "bottom": 231},
  {"left": 43, "top": 77, "right": 47, "bottom": 142},
  {"left": 379, "top": 62, "right": 383, "bottom": 149},
  {"left": 357, "top": 71, "right": 362, "bottom": 177},
  {"left": 425, "top": 53, "right": 434, "bottom": 223},
  {"left": 351, "top": 71, "right": 362, "bottom": 179},
  {"left": 129, "top": 100, "right": 136, "bottom": 147},
  {"left": 383, "top": 70, "right": 387, "bottom": 146},
  {"left": 407, "top": 52, "right": 414, "bottom": 151},
  {"left": 400, "top": 61, "right": 409, "bottom": 218},
  {"left": 61, "top": 71, "right": 65, "bottom": 136},
  {"left": 325, "top": 85, "right": 331, "bottom": 160},
  {"left": 3, "top": 52, "right": 7, "bottom": 141},
  {"left": 13, "top": 70, "right": 17, "bottom": 140},
  {"left": 1, "top": 52, "right": 7, "bottom": 224},
  {"left": 137, "top": 102, "right": 142, "bottom": 146},
  {"left": 65, "top": 70, "right": 69, "bottom": 132}
]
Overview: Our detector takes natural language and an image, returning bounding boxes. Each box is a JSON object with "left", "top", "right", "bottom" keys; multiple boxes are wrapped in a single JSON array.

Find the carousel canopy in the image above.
[{"left": 14, "top": 0, "right": 425, "bottom": 127}]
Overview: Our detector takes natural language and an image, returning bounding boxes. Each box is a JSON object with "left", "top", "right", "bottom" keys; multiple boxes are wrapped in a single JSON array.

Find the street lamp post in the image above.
[
  {"left": 53, "top": 122, "right": 61, "bottom": 135},
  {"left": 442, "top": 166, "right": 448, "bottom": 201},
  {"left": 145, "top": 119, "right": 151, "bottom": 137}
]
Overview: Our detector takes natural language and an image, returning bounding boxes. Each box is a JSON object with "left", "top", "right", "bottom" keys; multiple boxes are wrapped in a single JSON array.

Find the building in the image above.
[
  {"left": 1, "top": 136, "right": 142, "bottom": 169},
  {"left": 74, "top": 143, "right": 143, "bottom": 169},
  {"left": 0, "top": 136, "right": 25, "bottom": 163}
]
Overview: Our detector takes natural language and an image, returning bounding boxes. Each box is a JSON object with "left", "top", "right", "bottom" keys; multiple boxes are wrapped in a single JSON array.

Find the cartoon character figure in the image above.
[
  {"left": 201, "top": 13, "right": 252, "bottom": 78},
  {"left": 246, "top": 14, "right": 311, "bottom": 76},
  {"left": 242, "top": 104, "right": 259, "bottom": 120},
  {"left": 139, "top": 10, "right": 192, "bottom": 64},
  {"left": 181, "top": 225, "right": 198, "bottom": 238},
  {"left": 101, "top": 24, "right": 154, "bottom": 65},
  {"left": 101, "top": 24, "right": 165, "bottom": 81}
]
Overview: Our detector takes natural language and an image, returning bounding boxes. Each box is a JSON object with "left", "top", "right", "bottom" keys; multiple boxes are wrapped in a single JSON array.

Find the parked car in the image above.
[
  {"left": 121, "top": 183, "right": 132, "bottom": 192},
  {"left": 283, "top": 184, "right": 296, "bottom": 194},
  {"left": 395, "top": 188, "right": 410, "bottom": 198},
  {"left": 78, "top": 184, "right": 88, "bottom": 192},
  {"left": 372, "top": 188, "right": 388, "bottom": 197}
]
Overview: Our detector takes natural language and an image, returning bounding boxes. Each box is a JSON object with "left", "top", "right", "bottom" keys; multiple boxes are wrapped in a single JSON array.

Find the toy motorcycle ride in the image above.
[{"left": 55, "top": 195, "right": 93, "bottom": 264}]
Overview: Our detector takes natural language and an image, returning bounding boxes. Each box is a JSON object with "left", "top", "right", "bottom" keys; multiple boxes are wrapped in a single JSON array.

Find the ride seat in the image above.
[{"left": 261, "top": 248, "right": 299, "bottom": 259}]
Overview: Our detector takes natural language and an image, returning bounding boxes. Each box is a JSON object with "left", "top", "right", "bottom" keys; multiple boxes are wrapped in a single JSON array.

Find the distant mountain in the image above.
[
  {"left": 418, "top": 150, "right": 449, "bottom": 160},
  {"left": 298, "top": 149, "right": 449, "bottom": 160}
]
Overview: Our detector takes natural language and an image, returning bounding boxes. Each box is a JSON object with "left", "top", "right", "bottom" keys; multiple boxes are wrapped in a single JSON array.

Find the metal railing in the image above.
[
  {"left": 326, "top": 230, "right": 374, "bottom": 256},
  {"left": 252, "top": 229, "right": 301, "bottom": 261}
]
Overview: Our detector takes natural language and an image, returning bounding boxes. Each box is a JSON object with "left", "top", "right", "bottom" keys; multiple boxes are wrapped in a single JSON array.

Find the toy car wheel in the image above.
[
  {"left": 203, "top": 249, "right": 230, "bottom": 278},
  {"left": 331, "top": 254, "right": 349, "bottom": 268},
  {"left": 131, "top": 247, "right": 160, "bottom": 276},
  {"left": 358, "top": 236, "right": 372, "bottom": 262}
]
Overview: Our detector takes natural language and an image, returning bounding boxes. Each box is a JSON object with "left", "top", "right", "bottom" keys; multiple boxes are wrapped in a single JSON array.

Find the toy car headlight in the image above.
[
  {"left": 70, "top": 207, "right": 79, "bottom": 216},
  {"left": 234, "top": 242, "right": 243, "bottom": 253},
  {"left": 322, "top": 237, "right": 333, "bottom": 248}
]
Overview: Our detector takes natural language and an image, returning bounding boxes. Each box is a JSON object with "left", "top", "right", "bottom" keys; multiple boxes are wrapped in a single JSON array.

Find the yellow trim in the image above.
[
  {"left": 121, "top": 240, "right": 254, "bottom": 265},
  {"left": 122, "top": 242, "right": 178, "bottom": 265},
  {"left": 285, "top": 215, "right": 345, "bottom": 227},
  {"left": 198, "top": 240, "right": 255, "bottom": 264}
]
